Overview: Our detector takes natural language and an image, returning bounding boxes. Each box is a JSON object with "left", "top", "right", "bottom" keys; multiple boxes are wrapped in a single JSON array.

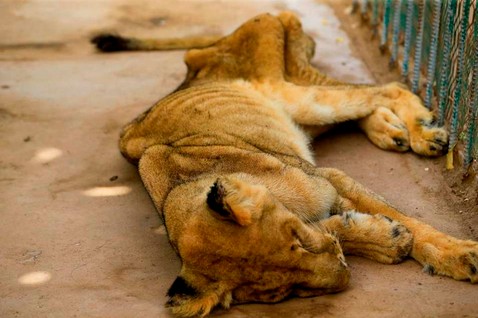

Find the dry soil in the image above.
[{"left": 1, "top": 0, "right": 477, "bottom": 317}]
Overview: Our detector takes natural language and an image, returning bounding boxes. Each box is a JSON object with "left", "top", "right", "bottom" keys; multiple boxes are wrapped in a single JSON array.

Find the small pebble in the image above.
[
  {"left": 20, "top": 250, "right": 42, "bottom": 264},
  {"left": 424, "top": 167, "right": 429, "bottom": 171},
  {"left": 23, "top": 136, "right": 31, "bottom": 142},
  {"left": 154, "top": 225, "right": 167, "bottom": 235},
  {"left": 109, "top": 175, "right": 118, "bottom": 182}
]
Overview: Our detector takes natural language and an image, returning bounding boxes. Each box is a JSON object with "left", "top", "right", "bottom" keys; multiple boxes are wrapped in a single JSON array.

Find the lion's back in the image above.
[{"left": 119, "top": 81, "right": 312, "bottom": 164}]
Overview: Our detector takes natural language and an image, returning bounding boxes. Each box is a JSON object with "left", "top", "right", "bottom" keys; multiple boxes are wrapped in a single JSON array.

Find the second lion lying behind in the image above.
[{"left": 93, "top": 11, "right": 478, "bottom": 317}]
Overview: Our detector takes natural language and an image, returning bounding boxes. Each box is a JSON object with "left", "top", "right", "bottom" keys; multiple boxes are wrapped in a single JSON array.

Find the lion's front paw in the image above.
[
  {"left": 409, "top": 118, "right": 448, "bottom": 156},
  {"left": 336, "top": 212, "right": 413, "bottom": 264},
  {"left": 415, "top": 234, "right": 478, "bottom": 283}
]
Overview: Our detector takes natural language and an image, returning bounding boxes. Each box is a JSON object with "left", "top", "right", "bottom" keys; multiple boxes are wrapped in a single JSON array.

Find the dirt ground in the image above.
[{"left": 1, "top": 0, "right": 477, "bottom": 317}]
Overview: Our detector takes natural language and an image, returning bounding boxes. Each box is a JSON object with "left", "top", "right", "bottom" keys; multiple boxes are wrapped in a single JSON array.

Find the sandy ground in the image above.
[{"left": 1, "top": 0, "right": 477, "bottom": 317}]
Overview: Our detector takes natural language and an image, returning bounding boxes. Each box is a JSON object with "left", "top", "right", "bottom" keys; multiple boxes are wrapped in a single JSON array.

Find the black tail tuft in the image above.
[{"left": 91, "top": 34, "right": 130, "bottom": 52}]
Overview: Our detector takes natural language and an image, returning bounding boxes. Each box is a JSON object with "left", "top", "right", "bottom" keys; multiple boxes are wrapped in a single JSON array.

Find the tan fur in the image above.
[
  {"left": 123, "top": 35, "right": 221, "bottom": 50},
  {"left": 112, "top": 12, "right": 478, "bottom": 317}
]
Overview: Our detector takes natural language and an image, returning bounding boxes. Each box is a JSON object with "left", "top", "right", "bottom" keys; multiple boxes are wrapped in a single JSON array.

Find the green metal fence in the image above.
[{"left": 353, "top": 0, "right": 478, "bottom": 170}]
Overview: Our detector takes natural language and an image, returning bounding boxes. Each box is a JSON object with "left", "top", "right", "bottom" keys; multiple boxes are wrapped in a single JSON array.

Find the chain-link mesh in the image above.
[{"left": 355, "top": 0, "right": 478, "bottom": 168}]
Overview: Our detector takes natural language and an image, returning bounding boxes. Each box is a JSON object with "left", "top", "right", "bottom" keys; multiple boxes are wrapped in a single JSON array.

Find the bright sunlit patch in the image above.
[
  {"left": 18, "top": 271, "right": 51, "bottom": 285},
  {"left": 83, "top": 186, "right": 131, "bottom": 197},
  {"left": 32, "top": 147, "right": 63, "bottom": 164}
]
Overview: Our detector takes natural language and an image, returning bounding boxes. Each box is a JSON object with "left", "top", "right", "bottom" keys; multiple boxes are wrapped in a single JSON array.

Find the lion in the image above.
[{"left": 92, "top": 12, "right": 478, "bottom": 317}]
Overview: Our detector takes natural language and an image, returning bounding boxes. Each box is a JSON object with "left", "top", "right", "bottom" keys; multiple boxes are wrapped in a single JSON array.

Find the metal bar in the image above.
[
  {"left": 437, "top": 0, "right": 455, "bottom": 126},
  {"left": 424, "top": 0, "right": 442, "bottom": 108},
  {"left": 391, "top": 0, "right": 403, "bottom": 67},
  {"left": 361, "top": 0, "right": 369, "bottom": 17},
  {"left": 449, "top": 0, "right": 471, "bottom": 149},
  {"left": 463, "top": 1, "right": 478, "bottom": 166},
  {"left": 402, "top": 0, "right": 414, "bottom": 80},
  {"left": 380, "top": 0, "right": 393, "bottom": 51},
  {"left": 411, "top": 0, "right": 426, "bottom": 93},
  {"left": 372, "top": 0, "right": 379, "bottom": 28}
]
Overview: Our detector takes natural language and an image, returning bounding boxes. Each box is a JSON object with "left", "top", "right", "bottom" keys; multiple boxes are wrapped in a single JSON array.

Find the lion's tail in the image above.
[{"left": 91, "top": 33, "right": 221, "bottom": 52}]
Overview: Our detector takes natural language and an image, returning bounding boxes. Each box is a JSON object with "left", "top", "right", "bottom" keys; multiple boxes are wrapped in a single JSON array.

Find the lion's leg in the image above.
[
  {"left": 254, "top": 80, "right": 447, "bottom": 156},
  {"left": 277, "top": 11, "right": 345, "bottom": 86},
  {"left": 275, "top": 12, "right": 446, "bottom": 155},
  {"left": 315, "top": 167, "right": 478, "bottom": 283},
  {"left": 137, "top": 144, "right": 175, "bottom": 215},
  {"left": 319, "top": 211, "right": 413, "bottom": 264}
]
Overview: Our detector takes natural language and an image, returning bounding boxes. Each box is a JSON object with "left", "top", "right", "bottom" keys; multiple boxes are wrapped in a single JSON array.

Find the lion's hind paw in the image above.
[
  {"left": 409, "top": 118, "right": 448, "bottom": 157},
  {"left": 359, "top": 107, "right": 410, "bottom": 152}
]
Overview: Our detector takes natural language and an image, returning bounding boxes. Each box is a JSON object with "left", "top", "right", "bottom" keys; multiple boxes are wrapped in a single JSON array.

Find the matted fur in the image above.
[{"left": 96, "top": 12, "right": 478, "bottom": 317}]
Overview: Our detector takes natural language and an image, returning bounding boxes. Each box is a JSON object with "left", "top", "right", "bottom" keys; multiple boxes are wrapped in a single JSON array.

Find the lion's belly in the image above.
[{"left": 128, "top": 82, "right": 314, "bottom": 163}]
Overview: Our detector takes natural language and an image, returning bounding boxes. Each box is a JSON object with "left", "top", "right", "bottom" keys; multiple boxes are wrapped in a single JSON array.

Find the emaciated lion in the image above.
[{"left": 92, "top": 11, "right": 478, "bottom": 317}]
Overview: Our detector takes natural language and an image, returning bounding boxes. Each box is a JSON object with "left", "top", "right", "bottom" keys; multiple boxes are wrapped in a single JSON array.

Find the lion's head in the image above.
[{"left": 163, "top": 173, "right": 350, "bottom": 317}]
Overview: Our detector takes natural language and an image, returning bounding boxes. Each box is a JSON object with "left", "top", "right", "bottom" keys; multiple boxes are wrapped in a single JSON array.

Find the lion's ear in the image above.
[
  {"left": 206, "top": 177, "right": 271, "bottom": 226},
  {"left": 166, "top": 274, "right": 232, "bottom": 317},
  {"left": 167, "top": 276, "right": 198, "bottom": 299}
]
